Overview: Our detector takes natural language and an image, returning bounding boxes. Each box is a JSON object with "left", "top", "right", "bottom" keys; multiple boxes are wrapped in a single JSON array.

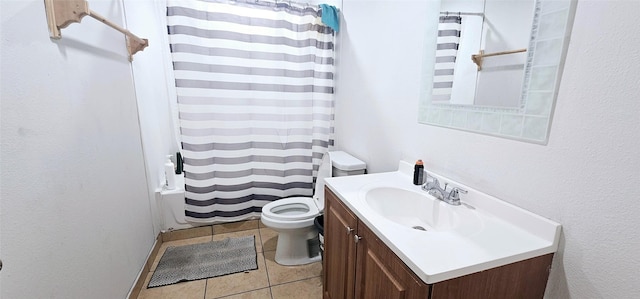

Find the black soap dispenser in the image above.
[
  {"left": 175, "top": 152, "right": 183, "bottom": 175},
  {"left": 413, "top": 160, "right": 425, "bottom": 185}
]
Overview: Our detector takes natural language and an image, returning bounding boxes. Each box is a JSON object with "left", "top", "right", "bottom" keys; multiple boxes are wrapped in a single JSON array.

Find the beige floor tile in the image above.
[
  {"left": 217, "top": 288, "right": 271, "bottom": 299},
  {"left": 137, "top": 271, "right": 206, "bottom": 299},
  {"left": 151, "top": 236, "right": 212, "bottom": 271},
  {"left": 162, "top": 225, "right": 213, "bottom": 242},
  {"left": 270, "top": 277, "right": 323, "bottom": 299},
  {"left": 259, "top": 228, "right": 278, "bottom": 252},
  {"left": 204, "top": 252, "right": 270, "bottom": 299},
  {"left": 263, "top": 251, "right": 322, "bottom": 286},
  {"left": 212, "top": 229, "right": 263, "bottom": 253},
  {"left": 214, "top": 220, "right": 259, "bottom": 234}
]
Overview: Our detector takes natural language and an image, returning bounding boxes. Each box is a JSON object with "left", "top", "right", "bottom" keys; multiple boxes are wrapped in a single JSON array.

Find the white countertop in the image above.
[{"left": 324, "top": 161, "right": 561, "bottom": 284}]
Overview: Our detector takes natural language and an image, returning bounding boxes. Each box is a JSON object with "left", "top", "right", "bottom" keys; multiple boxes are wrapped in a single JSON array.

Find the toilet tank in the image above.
[{"left": 330, "top": 151, "right": 366, "bottom": 177}]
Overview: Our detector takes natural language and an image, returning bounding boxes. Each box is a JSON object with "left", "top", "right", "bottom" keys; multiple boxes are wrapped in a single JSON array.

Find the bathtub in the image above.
[{"left": 156, "top": 174, "right": 196, "bottom": 231}]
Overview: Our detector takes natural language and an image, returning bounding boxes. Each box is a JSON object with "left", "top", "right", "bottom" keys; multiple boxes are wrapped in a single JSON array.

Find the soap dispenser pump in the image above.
[{"left": 164, "top": 155, "right": 176, "bottom": 190}]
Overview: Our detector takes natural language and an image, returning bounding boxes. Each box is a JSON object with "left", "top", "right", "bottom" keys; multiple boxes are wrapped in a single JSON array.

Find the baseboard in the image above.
[{"left": 127, "top": 233, "right": 163, "bottom": 299}]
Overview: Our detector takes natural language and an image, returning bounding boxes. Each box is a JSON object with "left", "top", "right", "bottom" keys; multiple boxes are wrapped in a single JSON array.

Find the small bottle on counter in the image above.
[
  {"left": 413, "top": 160, "right": 425, "bottom": 185},
  {"left": 164, "top": 155, "right": 176, "bottom": 190}
]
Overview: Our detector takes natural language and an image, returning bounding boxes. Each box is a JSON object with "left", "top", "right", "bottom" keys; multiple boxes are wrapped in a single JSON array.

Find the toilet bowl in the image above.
[{"left": 261, "top": 151, "right": 366, "bottom": 265}]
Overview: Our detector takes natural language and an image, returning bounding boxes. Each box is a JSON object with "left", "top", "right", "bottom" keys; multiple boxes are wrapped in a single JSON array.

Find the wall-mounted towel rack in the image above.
[
  {"left": 44, "top": 0, "right": 148, "bottom": 61},
  {"left": 471, "top": 48, "right": 527, "bottom": 71}
]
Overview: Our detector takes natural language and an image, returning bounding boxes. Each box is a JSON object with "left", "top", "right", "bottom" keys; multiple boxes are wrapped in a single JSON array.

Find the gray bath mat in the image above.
[{"left": 148, "top": 236, "right": 257, "bottom": 288}]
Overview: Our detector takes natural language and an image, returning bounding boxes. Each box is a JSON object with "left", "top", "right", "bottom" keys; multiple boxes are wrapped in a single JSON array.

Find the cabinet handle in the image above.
[
  {"left": 354, "top": 234, "right": 362, "bottom": 243},
  {"left": 346, "top": 226, "right": 354, "bottom": 235}
]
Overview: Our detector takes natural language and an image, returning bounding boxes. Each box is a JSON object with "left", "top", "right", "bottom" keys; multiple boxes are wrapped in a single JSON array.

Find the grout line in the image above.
[
  {"left": 258, "top": 230, "right": 271, "bottom": 287},
  {"left": 203, "top": 274, "right": 208, "bottom": 299},
  {"left": 215, "top": 287, "right": 271, "bottom": 299},
  {"left": 268, "top": 275, "right": 323, "bottom": 288},
  {"left": 257, "top": 228, "right": 275, "bottom": 299}
]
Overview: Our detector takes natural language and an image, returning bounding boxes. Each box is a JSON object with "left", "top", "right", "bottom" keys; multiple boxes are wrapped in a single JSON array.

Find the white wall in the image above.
[
  {"left": 0, "top": 0, "right": 155, "bottom": 298},
  {"left": 335, "top": 0, "right": 640, "bottom": 298}
]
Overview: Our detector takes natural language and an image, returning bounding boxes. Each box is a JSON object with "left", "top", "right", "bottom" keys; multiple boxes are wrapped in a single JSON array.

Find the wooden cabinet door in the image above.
[
  {"left": 323, "top": 189, "right": 358, "bottom": 299},
  {"left": 354, "top": 222, "right": 430, "bottom": 299}
]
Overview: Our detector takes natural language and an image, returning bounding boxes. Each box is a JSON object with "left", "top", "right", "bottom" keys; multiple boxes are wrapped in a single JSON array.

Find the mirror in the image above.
[{"left": 419, "top": 0, "right": 577, "bottom": 144}]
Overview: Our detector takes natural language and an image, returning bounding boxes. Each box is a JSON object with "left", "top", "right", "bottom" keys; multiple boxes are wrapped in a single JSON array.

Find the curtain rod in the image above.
[
  {"left": 88, "top": 10, "right": 146, "bottom": 45},
  {"left": 44, "top": 0, "right": 148, "bottom": 61},
  {"left": 440, "top": 11, "right": 485, "bottom": 17},
  {"left": 219, "top": 0, "right": 316, "bottom": 9}
]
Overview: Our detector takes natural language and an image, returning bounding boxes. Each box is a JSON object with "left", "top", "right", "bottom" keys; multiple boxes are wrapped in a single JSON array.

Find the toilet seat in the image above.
[{"left": 261, "top": 197, "right": 320, "bottom": 222}]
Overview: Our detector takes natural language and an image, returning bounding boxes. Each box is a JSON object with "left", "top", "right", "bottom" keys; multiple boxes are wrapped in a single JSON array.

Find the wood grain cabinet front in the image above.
[{"left": 323, "top": 187, "right": 358, "bottom": 299}]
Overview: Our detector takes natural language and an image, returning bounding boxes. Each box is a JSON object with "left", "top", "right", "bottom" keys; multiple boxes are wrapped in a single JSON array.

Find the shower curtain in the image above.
[
  {"left": 432, "top": 16, "right": 462, "bottom": 102},
  {"left": 167, "top": 0, "right": 336, "bottom": 223}
]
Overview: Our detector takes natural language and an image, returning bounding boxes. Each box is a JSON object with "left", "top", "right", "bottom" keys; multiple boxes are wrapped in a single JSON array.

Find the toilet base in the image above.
[{"left": 273, "top": 226, "right": 322, "bottom": 266}]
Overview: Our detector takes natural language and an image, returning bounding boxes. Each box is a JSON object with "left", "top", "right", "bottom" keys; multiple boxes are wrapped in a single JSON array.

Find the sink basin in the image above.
[{"left": 363, "top": 187, "right": 458, "bottom": 232}]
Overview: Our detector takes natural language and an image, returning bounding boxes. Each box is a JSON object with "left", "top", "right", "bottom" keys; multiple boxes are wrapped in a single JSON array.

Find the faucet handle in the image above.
[
  {"left": 426, "top": 174, "right": 439, "bottom": 185},
  {"left": 453, "top": 187, "right": 468, "bottom": 194},
  {"left": 421, "top": 176, "right": 440, "bottom": 191},
  {"left": 448, "top": 187, "right": 468, "bottom": 201}
]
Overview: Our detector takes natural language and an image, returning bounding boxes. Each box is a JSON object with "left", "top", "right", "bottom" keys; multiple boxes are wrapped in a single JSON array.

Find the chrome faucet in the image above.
[{"left": 421, "top": 175, "right": 467, "bottom": 206}]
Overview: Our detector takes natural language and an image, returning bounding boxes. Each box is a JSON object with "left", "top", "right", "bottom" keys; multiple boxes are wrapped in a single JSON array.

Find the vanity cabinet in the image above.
[{"left": 323, "top": 188, "right": 554, "bottom": 299}]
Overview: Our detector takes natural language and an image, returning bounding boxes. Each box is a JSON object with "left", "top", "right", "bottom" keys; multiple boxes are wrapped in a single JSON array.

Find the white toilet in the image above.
[{"left": 260, "top": 151, "right": 366, "bottom": 265}]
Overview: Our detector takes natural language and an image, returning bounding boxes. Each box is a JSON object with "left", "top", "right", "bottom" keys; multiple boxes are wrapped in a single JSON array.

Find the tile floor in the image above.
[{"left": 137, "top": 220, "right": 323, "bottom": 299}]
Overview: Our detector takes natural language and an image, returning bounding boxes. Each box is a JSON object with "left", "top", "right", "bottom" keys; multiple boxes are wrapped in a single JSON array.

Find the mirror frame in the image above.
[{"left": 418, "top": 0, "right": 577, "bottom": 144}]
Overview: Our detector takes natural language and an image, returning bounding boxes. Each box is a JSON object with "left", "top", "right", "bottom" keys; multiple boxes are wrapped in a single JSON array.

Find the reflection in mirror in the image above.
[
  {"left": 433, "top": 0, "right": 534, "bottom": 108},
  {"left": 475, "top": 0, "right": 533, "bottom": 108},
  {"left": 419, "top": 0, "right": 576, "bottom": 144}
]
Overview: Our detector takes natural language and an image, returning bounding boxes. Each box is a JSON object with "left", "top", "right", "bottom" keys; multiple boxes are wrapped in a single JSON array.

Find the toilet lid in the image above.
[
  {"left": 313, "top": 152, "right": 332, "bottom": 212},
  {"left": 262, "top": 197, "right": 320, "bottom": 221}
]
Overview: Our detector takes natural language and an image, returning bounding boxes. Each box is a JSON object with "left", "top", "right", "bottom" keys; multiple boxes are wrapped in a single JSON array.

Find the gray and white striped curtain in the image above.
[
  {"left": 432, "top": 16, "right": 462, "bottom": 102},
  {"left": 167, "top": 0, "right": 335, "bottom": 223}
]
